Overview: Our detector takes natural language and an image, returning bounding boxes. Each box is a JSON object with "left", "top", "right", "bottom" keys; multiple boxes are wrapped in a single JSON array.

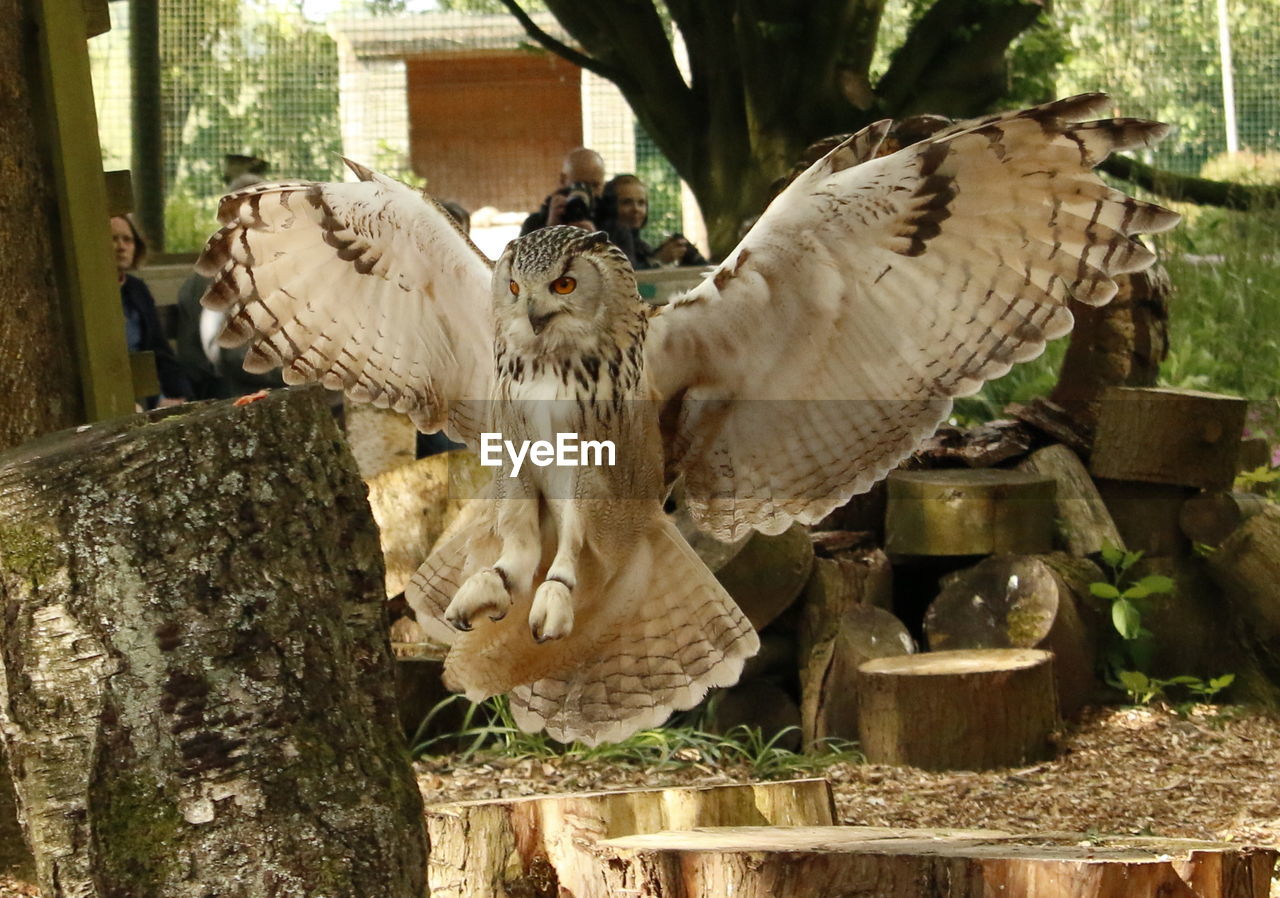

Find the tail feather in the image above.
[{"left": 408, "top": 509, "right": 758, "bottom": 746}]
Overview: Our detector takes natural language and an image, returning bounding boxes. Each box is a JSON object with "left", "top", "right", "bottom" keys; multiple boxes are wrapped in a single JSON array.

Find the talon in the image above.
[
  {"left": 529, "top": 579, "right": 574, "bottom": 643},
  {"left": 443, "top": 568, "right": 512, "bottom": 633},
  {"left": 488, "top": 610, "right": 507, "bottom": 622},
  {"left": 451, "top": 619, "right": 473, "bottom": 632}
]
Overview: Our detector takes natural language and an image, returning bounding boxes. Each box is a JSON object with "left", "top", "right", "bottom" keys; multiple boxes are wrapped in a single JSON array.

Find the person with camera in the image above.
[
  {"left": 597, "top": 174, "right": 708, "bottom": 270},
  {"left": 519, "top": 147, "right": 606, "bottom": 236}
]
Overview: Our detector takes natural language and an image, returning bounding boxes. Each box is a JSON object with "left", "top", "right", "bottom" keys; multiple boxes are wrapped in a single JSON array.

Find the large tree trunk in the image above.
[
  {"left": 0, "top": 387, "right": 426, "bottom": 897},
  {"left": 0, "top": 0, "right": 85, "bottom": 449}
]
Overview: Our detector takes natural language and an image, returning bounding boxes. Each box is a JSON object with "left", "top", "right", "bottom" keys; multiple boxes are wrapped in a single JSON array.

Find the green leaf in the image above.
[
  {"left": 1100, "top": 543, "right": 1124, "bottom": 568},
  {"left": 1117, "top": 670, "right": 1150, "bottom": 691},
  {"left": 1209, "top": 674, "right": 1236, "bottom": 690},
  {"left": 1112, "top": 598, "right": 1142, "bottom": 639},
  {"left": 1135, "top": 574, "right": 1175, "bottom": 595},
  {"left": 1123, "top": 582, "right": 1151, "bottom": 599},
  {"left": 1121, "top": 550, "right": 1144, "bottom": 571},
  {"left": 1090, "top": 582, "right": 1121, "bottom": 600}
]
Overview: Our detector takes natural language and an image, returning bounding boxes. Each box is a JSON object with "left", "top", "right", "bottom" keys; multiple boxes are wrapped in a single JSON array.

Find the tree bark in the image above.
[
  {"left": 425, "top": 779, "right": 837, "bottom": 898},
  {"left": 0, "top": 386, "right": 426, "bottom": 897},
  {"left": 0, "top": 0, "right": 85, "bottom": 449},
  {"left": 600, "top": 826, "right": 1277, "bottom": 898},
  {"left": 1204, "top": 506, "right": 1280, "bottom": 702},
  {"left": 856, "top": 648, "right": 1058, "bottom": 770}
]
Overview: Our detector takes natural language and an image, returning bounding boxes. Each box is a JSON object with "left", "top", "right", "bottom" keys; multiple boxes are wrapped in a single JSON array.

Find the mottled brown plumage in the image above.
[{"left": 197, "top": 94, "right": 1178, "bottom": 744}]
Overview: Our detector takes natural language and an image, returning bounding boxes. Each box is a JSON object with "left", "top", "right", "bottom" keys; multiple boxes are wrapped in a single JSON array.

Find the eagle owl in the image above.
[{"left": 197, "top": 94, "right": 1178, "bottom": 745}]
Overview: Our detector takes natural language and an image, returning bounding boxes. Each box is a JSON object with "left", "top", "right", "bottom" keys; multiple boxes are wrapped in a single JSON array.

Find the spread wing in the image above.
[
  {"left": 646, "top": 93, "right": 1180, "bottom": 542},
  {"left": 196, "top": 160, "right": 495, "bottom": 444}
]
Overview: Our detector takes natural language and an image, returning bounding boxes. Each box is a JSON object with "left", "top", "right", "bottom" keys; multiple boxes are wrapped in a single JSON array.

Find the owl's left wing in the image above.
[
  {"left": 196, "top": 161, "right": 495, "bottom": 443},
  {"left": 646, "top": 94, "right": 1180, "bottom": 542}
]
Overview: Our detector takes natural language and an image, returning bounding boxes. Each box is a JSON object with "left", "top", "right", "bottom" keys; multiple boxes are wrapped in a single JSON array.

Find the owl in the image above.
[{"left": 197, "top": 94, "right": 1178, "bottom": 745}]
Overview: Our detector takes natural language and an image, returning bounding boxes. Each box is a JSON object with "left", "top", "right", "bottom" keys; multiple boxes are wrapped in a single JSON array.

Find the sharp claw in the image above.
[
  {"left": 451, "top": 619, "right": 473, "bottom": 632},
  {"left": 489, "top": 610, "right": 507, "bottom": 622}
]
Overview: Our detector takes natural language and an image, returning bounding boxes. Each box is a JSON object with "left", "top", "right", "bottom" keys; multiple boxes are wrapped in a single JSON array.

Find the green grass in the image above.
[{"left": 412, "top": 695, "right": 863, "bottom": 779}]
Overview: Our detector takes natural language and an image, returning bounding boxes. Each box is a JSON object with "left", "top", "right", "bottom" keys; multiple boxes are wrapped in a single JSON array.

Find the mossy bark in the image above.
[{"left": 0, "top": 386, "right": 426, "bottom": 897}]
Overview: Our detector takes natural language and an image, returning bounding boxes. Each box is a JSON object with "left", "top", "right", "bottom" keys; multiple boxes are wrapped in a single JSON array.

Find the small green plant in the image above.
[
  {"left": 1115, "top": 671, "right": 1236, "bottom": 706},
  {"left": 1091, "top": 544, "right": 1234, "bottom": 706},
  {"left": 412, "top": 694, "right": 863, "bottom": 778},
  {"left": 1091, "top": 543, "right": 1173, "bottom": 660},
  {"left": 1235, "top": 464, "right": 1280, "bottom": 497}
]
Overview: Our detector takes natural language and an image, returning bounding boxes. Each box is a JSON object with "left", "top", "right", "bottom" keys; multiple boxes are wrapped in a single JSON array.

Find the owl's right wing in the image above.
[
  {"left": 646, "top": 94, "right": 1180, "bottom": 542},
  {"left": 196, "top": 161, "right": 495, "bottom": 444}
]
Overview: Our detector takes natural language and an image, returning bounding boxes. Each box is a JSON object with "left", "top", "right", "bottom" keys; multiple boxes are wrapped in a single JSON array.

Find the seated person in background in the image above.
[
  {"left": 597, "top": 174, "right": 708, "bottom": 270},
  {"left": 520, "top": 147, "right": 606, "bottom": 236},
  {"left": 112, "top": 214, "right": 192, "bottom": 409}
]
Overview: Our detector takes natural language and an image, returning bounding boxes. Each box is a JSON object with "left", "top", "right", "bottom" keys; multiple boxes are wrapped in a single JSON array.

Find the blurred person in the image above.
[
  {"left": 598, "top": 174, "right": 707, "bottom": 270},
  {"left": 520, "top": 147, "right": 606, "bottom": 236},
  {"left": 112, "top": 214, "right": 191, "bottom": 409}
]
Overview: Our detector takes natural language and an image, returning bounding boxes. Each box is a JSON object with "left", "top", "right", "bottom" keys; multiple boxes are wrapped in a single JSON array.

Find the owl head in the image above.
[{"left": 492, "top": 227, "right": 642, "bottom": 355}]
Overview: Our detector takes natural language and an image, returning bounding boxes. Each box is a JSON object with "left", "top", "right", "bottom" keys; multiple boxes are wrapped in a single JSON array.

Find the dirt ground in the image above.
[{"left": 2, "top": 703, "right": 1276, "bottom": 895}]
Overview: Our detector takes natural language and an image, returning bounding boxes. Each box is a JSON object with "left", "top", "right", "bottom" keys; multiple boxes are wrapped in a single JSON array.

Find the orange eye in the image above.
[
  {"left": 551, "top": 276, "right": 577, "bottom": 295},
  {"left": 509, "top": 280, "right": 520, "bottom": 296}
]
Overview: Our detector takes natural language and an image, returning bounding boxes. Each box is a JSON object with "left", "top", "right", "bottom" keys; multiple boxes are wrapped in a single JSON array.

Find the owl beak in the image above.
[{"left": 527, "top": 305, "right": 559, "bottom": 335}]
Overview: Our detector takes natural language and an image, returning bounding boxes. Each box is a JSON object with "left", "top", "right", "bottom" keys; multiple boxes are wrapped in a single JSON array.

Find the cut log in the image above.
[
  {"left": 345, "top": 402, "right": 419, "bottom": 479},
  {"left": 367, "top": 449, "right": 493, "bottom": 597},
  {"left": 856, "top": 649, "right": 1058, "bottom": 770},
  {"left": 1203, "top": 505, "right": 1280, "bottom": 701},
  {"left": 924, "top": 554, "right": 1100, "bottom": 717},
  {"left": 884, "top": 469, "right": 1056, "bottom": 556},
  {"left": 601, "top": 826, "right": 1276, "bottom": 898},
  {"left": 1090, "top": 387, "right": 1248, "bottom": 490},
  {"left": 714, "top": 523, "right": 816, "bottom": 630},
  {"left": 1017, "top": 444, "right": 1125, "bottom": 556},
  {"left": 0, "top": 387, "right": 426, "bottom": 897},
  {"left": 797, "top": 548, "right": 913, "bottom": 749},
  {"left": 1237, "top": 435, "right": 1271, "bottom": 477},
  {"left": 424, "top": 778, "right": 836, "bottom": 898},
  {"left": 1179, "top": 490, "right": 1269, "bottom": 548},
  {"left": 816, "top": 480, "right": 888, "bottom": 541},
  {"left": 1096, "top": 478, "right": 1196, "bottom": 557}
]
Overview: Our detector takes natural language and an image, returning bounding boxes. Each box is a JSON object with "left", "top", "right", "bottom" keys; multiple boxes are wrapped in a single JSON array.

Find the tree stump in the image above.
[
  {"left": 856, "top": 649, "right": 1058, "bottom": 770},
  {"left": 1017, "top": 444, "right": 1124, "bottom": 556},
  {"left": 424, "top": 779, "right": 836, "bottom": 898},
  {"left": 797, "top": 548, "right": 914, "bottom": 749},
  {"left": 884, "top": 470, "right": 1056, "bottom": 556},
  {"left": 1090, "top": 387, "right": 1248, "bottom": 490},
  {"left": 601, "top": 826, "right": 1276, "bottom": 898},
  {"left": 0, "top": 387, "right": 426, "bottom": 897},
  {"left": 367, "top": 449, "right": 492, "bottom": 599},
  {"left": 1179, "top": 491, "right": 1269, "bottom": 548},
  {"left": 924, "top": 554, "right": 1100, "bottom": 716}
]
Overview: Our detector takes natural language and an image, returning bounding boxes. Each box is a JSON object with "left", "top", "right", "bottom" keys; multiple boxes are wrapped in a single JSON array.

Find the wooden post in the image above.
[
  {"left": 856, "top": 649, "right": 1058, "bottom": 770},
  {"left": 129, "top": 0, "right": 164, "bottom": 251},
  {"left": 0, "top": 387, "right": 426, "bottom": 896},
  {"left": 425, "top": 779, "right": 837, "bottom": 898},
  {"left": 32, "top": 0, "right": 134, "bottom": 421}
]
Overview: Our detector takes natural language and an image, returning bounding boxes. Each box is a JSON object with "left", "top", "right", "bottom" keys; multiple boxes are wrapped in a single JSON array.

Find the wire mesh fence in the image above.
[{"left": 90, "top": 1, "right": 1280, "bottom": 254}]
